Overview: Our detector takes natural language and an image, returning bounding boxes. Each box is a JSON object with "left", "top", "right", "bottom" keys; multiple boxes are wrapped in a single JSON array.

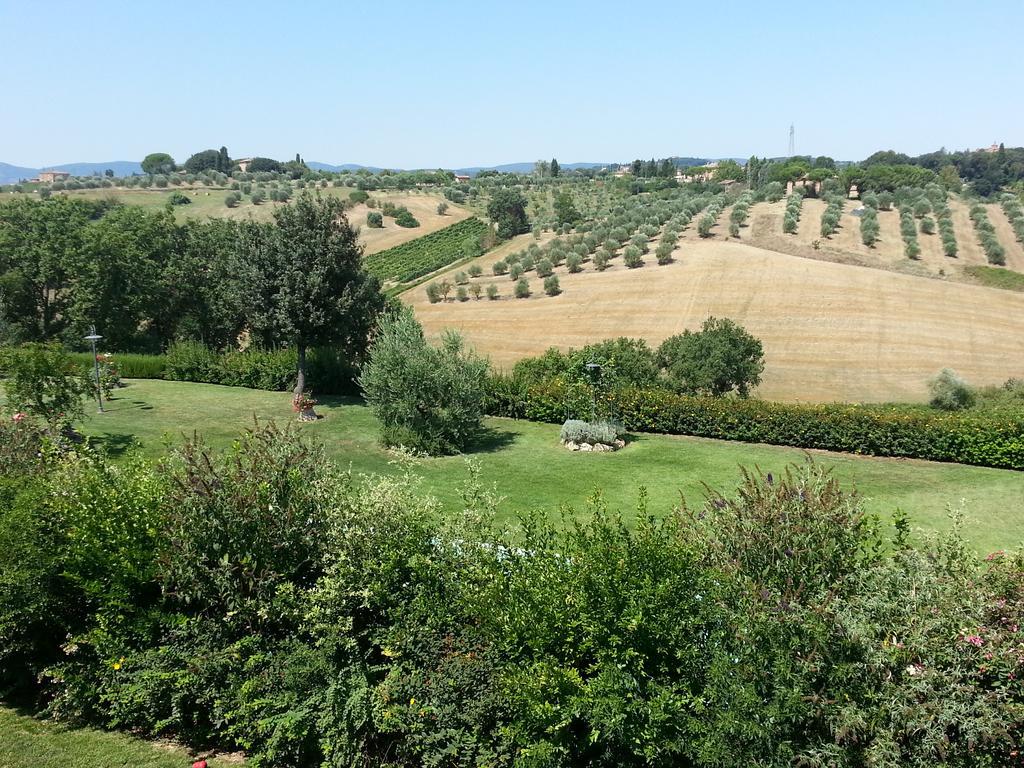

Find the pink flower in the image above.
[
  {"left": 12, "top": 412, "right": 26, "bottom": 422},
  {"left": 964, "top": 634, "right": 984, "bottom": 647}
]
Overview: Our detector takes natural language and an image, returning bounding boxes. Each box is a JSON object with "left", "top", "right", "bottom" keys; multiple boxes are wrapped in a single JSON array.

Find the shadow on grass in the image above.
[
  {"left": 467, "top": 425, "right": 518, "bottom": 454},
  {"left": 87, "top": 432, "right": 138, "bottom": 457}
]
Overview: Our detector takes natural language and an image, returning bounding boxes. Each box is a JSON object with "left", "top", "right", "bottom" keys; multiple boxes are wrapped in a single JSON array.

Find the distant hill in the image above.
[
  {"left": 0, "top": 162, "right": 38, "bottom": 185},
  {"left": 0, "top": 160, "right": 142, "bottom": 185},
  {"left": 307, "top": 161, "right": 385, "bottom": 173},
  {"left": 51, "top": 161, "right": 142, "bottom": 177}
]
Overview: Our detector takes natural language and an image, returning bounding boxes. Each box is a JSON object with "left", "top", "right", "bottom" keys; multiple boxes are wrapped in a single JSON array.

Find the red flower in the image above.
[{"left": 192, "top": 761, "right": 208, "bottom": 768}]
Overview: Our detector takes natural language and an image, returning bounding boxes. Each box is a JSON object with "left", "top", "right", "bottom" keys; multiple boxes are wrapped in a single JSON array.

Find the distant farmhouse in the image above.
[
  {"left": 36, "top": 170, "right": 70, "bottom": 183},
  {"left": 235, "top": 158, "right": 254, "bottom": 172},
  {"left": 979, "top": 142, "right": 1002, "bottom": 154},
  {"left": 453, "top": 174, "right": 471, "bottom": 183}
]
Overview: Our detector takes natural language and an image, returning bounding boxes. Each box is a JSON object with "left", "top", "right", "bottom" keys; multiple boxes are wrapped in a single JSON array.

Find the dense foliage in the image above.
[
  {"left": 359, "top": 308, "right": 489, "bottom": 455},
  {"left": 235, "top": 193, "right": 384, "bottom": 394},
  {"left": 0, "top": 342, "right": 91, "bottom": 424},
  {"left": 0, "top": 417, "right": 1020, "bottom": 767},
  {"left": 486, "top": 188, "right": 530, "bottom": 239}
]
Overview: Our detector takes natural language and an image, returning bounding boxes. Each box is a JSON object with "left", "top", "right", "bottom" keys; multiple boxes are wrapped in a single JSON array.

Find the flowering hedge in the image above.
[{"left": 485, "top": 377, "right": 1024, "bottom": 470}]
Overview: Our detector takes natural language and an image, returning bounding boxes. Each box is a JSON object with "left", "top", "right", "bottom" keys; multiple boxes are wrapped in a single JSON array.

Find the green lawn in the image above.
[
  {"left": 0, "top": 706, "right": 238, "bottom": 768},
  {"left": 78, "top": 379, "right": 1024, "bottom": 553}
]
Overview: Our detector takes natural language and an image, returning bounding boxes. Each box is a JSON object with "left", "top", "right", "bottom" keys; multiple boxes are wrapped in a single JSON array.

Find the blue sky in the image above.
[{"left": 2, "top": 0, "right": 1021, "bottom": 168}]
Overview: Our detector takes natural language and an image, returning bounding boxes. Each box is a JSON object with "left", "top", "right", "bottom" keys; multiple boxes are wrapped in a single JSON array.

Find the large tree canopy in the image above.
[
  {"left": 237, "top": 193, "right": 384, "bottom": 394},
  {"left": 141, "top": 152, "right": 176, "bottom": 175},
  {"left": 486, "top": 188, "right": 530, "bottom": 239},
  {"left": 657, "top": 317, "right": 764, "bottom": 397}
]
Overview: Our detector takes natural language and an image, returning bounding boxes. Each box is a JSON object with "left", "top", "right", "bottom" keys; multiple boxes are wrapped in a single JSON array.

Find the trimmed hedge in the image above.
[
  {"left": 164, "top": 342, "right": 359, "bottom": 394},
  {"left": 73, "top": 345, "right": 359, "bottom": 395},
  {"left": 67, "top": 351, "right": 166, "bottom": 378},
  {"left": 485, "top": 378, "right": 1024, "bottom": 470}
]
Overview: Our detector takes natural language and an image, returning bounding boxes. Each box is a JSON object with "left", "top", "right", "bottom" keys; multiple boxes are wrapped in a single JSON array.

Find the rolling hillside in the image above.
[{"left": 405, "top": 238, "right": 1024, "bottom": 403}]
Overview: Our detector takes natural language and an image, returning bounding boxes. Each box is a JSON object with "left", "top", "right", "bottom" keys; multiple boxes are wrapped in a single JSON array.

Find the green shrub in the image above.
[
  {"left": 159, "top": 422, "right": 333, "bottom": 627},
  {"left": 360, "top": 308, "right": 488, "bottom": 455},
  {"left": 535, "top": 258, "right": 553, "bottom": 277},
  {"left": 657, "top": 317, "right": 764, "bottom": 397},
  {"left": 468, "top": 263, "right": 483, "bottom": 278},
  {"left": 394, "top": 209, "right": 420, "bottom": 228},
  {"left": 514, "top": 278, "right": 530, "bottom": 298},
  {"left": 566, "top": 253, "right": 583, "bottom": 273},
  {"left": 456, "top": 286, "right": 469, "bottom": 302},
  {"left": 928, "top": 368, "right": 976, "bottom": 410},
  {"left": 623, "top": 245, "right": 643, "bottom": 268},
  {"left": 492, "top": 259, "right": 508, "bottom": 276},
  {"left": 426, "top": 282, "right": 442, "bottom": 303},
  {"left": 655, "top": 241, "right": 674, "bottom": 264},
  {"left": 486, "top": 283, "right": 499, "bottom": 300},
  {"left": 349, "top": 189, "right": 369, "bottom": 204},
  {"left": 164, "top": 339, "right": 221, "bottom": 384},
  {"left": 543, "top": 275, "right": 560, "bottom": 296},
  {"left": 593, "top": 249, "right": 610, "bottom": 271},
  {"left": 0, "top": 342, "right": 91, "bottom": 424},
  {"left": 366, "top": 211, "right": 383, "bottom": 228},
  {"left": 559, "top": 418, "right": 623, "bottom": 445},
  {"left": 455, "top": 271, "right": 469, "bottom": 285}
]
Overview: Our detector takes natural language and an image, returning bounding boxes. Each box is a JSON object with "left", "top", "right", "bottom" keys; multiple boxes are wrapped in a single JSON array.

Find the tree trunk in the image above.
[{"left": 294, "top": 343, "right": 306, "bottom": 396}]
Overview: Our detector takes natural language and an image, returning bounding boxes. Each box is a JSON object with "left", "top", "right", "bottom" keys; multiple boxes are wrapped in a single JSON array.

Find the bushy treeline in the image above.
[
  {"left": 0, "top": 195, "right": 380, "bottom": 363},
  {"left": 0, "top": 196, "right": 245, "bottom": 351},
  {"left": 1, "top": 417, "right": 1021, "bottom": 767}
]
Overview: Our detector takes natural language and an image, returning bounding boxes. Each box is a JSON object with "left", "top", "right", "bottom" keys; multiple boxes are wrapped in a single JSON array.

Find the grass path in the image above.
[
  {"left": 0, "top": 705, "right": 239, "bottom": 767},
  {"left": 80, "top": 380, "right": 1024, "bottom": 553}
]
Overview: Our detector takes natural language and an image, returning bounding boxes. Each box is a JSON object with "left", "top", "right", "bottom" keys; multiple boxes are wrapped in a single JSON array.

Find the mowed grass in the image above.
[
  {"left": 80, "top": 379, "right": 1024, "bottom": 553},
  {"left": 0, "top": 705, "right": 238, "bottom": 768}
]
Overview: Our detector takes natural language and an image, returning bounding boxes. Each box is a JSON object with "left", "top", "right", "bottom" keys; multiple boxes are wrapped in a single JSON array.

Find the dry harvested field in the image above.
[
  {"left": 350, "top": 193, "right": 472, "bottom": 254},
  {"left": 737, "top": 198, "right": 1024, "bottom": 280},
  {"left": 406, "top": 239, "right": 1024, "bottom": 403}
]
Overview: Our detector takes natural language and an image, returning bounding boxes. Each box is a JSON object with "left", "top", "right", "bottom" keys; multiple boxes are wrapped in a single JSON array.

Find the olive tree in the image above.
[{"left": 360, "top": 307, "right": 488, "bottom": 455}]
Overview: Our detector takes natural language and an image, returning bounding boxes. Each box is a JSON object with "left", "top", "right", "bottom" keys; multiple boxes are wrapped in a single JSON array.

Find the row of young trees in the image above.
[
  {"left": 970, "top": 204, "right": 1007, "bottom": 265},
  {"left": 0, "top": 195, "right": 384, "bottom": 392},
  {"left": 782, "top": 190, "right": 804, "bottom": 233},
  {"left": 819, "top": 193, "right": 844, "bottom": 238},
  {"left": 1000, "top": 193, "right": 1024, "bottom": 245}
]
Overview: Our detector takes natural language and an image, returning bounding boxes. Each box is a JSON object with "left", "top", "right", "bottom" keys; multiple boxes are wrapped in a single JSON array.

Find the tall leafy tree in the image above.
[
  {"left": 237, "top": 194, "right": 383, "bottom": 395},
  {"left": 486, "top": 188, "right": 530, "bottom": 240},
  {"left": 657, "top": 317, "right": 764, "bottom": 397},
  {"left": 553, "top": 191, "right": 580, "bottom": 225},
  {"left": 550, "top": 158, "right": 560, "bottom": 177},
  {"left": 184, "top": 149, "right": 221, "bottom": 173},
  {"left": 141, "top": 153, "right": 176, "bottom": 175},
  {"left": 71, "top": 206, "right": 177, "bottom": 351},
  {"left": 217, "top": 146, "right": 231, "bottom": 173},
  {"left": 0, "top": 197, "right": 101, "bottom": 342}
]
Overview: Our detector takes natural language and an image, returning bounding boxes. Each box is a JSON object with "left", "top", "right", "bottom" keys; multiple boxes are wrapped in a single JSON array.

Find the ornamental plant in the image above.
[{"left": 0, "top": 343, "right": 90, "bottom": 425}]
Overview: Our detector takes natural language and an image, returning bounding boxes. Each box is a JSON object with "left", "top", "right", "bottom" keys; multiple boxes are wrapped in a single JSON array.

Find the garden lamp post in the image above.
[
  {"left": 85, "top": 326, "right": 104, "bottom": 413},
  {"left": 585, "top": 362, "right": 602, "bottom": 422}
]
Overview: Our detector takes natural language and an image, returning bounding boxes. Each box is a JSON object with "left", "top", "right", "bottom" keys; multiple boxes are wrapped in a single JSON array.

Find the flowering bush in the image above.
[
  {"left": 93, "top": 353, "right": 122, "bottom": 397},
  {"left": 0, "top": 342, "right": 90, "bottom": 426}
]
